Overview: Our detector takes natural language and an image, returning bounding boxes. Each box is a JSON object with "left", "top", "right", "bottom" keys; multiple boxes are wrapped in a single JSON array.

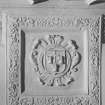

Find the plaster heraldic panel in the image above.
[
  {"left": 5, "top": 14, "right": 103, "bottom": 105},
  {"left": 31, "top": 35, "right": 81, "bottom": 87}
]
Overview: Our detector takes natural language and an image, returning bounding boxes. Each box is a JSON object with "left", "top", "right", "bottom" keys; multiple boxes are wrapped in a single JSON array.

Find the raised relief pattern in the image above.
[
  {"left": 30, "top": 35, "right": 81, "bottom": 87},
  {"left": 6, "top": 15, "right": 102, "bottom": 105}
]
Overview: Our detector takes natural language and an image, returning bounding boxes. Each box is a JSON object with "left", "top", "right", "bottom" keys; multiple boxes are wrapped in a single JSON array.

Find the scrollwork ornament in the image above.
[{"left": 30, "top": 35, "right": 81, "bottom": 87}]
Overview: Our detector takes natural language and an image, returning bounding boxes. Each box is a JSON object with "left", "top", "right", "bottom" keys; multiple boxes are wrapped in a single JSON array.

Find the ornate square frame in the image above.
[{"left": 5, "top": 14, "right": 103, "bottom": 105}]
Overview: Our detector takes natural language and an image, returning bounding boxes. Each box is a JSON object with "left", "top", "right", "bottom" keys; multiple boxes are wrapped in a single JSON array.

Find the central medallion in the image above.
[
  {"left": 30, "top": 35, "right": 81, "bottom": 87},
  {"left": 45, "top": 47, "right": 71, "bottom": 78}
]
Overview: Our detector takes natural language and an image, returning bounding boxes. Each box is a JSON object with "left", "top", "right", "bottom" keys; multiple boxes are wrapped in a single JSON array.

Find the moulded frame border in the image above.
[{"left": 4, "top": 14, "right": 103, "bottom": 105}]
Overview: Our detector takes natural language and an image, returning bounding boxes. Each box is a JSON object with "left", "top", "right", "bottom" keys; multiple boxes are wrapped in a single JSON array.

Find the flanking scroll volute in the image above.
[
  {"left": 27, "top": 0, "right": 105, "bottom": 5},
  {"left": 86, "top": 0, "right": 105, "bottom": 5},
  {"left": 86, "top": 0, "right": 96, "bottom": 5},
  {"left": 27, "top": 0, "right": 35, "bottom": 4},
  {"left": 27, "top": 0, "right": 48, "bottom": 4}
]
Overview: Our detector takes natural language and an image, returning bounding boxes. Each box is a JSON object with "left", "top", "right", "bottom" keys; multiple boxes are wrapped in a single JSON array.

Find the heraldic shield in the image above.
[{"left": 30, "top": 35, "right": 81, "bottom": 87}]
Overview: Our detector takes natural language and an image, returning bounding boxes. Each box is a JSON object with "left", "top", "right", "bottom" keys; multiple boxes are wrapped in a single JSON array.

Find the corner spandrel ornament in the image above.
[{"left": 30, "top": 35, "right": 81, "bottom": 87}]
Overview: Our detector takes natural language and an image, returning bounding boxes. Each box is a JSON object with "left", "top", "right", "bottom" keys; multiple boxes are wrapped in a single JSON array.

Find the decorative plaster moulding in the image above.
[
  {"left": 2, "top": 13, "right": 104, "bottom": 105},
  {"left": 27, "top": 0, "right": 35, "bottom": 5},
  {"left": 27, "top": 0, "right": 48, "bottom": 4},
  {"left": 86, "top": 0, "right": 98, "bottom": 5},
  {"left": 27, "top": 0, "right": 100, "bottom": 5}
]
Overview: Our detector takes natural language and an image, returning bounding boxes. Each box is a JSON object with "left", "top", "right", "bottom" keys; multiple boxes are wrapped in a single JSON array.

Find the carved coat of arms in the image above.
[{"left": 30, "top": 35, "right": 81, "bottom": 87}]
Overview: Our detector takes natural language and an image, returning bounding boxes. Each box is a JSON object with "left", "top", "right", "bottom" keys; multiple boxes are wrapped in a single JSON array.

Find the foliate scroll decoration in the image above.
[
  {"left": 88, "top": 16, "right": 101, "bottom": 105},
  {"left": 8, "top": 21, "right": 20, "bottom": 105},
  {"left": 7, "top": 15, "right": 102, "bottom": 105},
  {"left": 19, "top": 96, "right": 89, "bottom": 105},
  {"left": 30, "top": 35, "right": 81, "bottom": 87}
]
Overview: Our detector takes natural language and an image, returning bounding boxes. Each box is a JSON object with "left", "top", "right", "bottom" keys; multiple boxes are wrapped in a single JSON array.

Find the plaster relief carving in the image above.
[
  {"left": 30, "top": 35, "right": 81, "bottom": 87},
  {"left": 27, "top": 0, "right": 105, "bottom": 5},
  {"left": 86, "top": 0, "right": 105, "bottom": 5},
  {"left": 27, "top": 0, "right": 48, "bottom": 4},
  {"left": 5, "top": 14, "right": 103, "bottom": 105}
]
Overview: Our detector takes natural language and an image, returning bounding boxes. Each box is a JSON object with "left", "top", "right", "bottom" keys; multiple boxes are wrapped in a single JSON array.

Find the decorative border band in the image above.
[{"left": 6, "top": 15, "right": 102, "bottom": 105}]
